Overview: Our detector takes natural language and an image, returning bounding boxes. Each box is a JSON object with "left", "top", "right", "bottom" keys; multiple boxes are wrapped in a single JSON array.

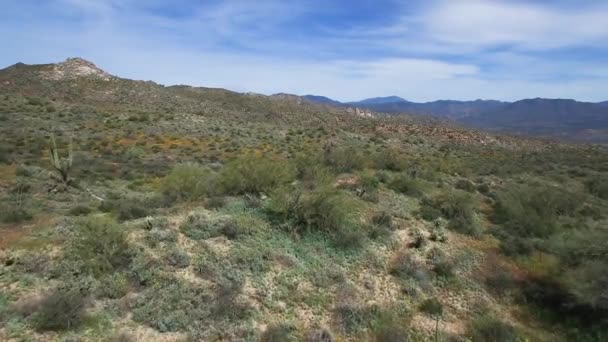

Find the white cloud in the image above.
[{"left": 420, "top": 0, "right": 608, "bottom": 50}]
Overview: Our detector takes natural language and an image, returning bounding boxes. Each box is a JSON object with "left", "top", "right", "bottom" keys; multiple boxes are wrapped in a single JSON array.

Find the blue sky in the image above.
[{"left": 1, "top": 0, "right": 607, "bottom": 102}]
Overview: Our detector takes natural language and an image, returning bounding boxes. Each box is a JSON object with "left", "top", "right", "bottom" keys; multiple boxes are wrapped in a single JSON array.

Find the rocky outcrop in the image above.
[{"left": 40, "top": 58, "right": 113, "bottom": 81}]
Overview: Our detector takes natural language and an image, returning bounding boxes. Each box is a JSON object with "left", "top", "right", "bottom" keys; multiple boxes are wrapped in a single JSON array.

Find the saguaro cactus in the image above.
[{"left": 49, "top": 134, "right": 73, "bottom": 184}]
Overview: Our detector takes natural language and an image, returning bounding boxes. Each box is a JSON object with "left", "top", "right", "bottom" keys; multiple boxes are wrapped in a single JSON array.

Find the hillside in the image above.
[{"left": 0, "top": 58, "right": 607, "bottom": 341}]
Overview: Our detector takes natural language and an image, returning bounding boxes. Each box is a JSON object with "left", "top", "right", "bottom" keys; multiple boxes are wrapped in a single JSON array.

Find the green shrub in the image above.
[
  {"left": 161, "top": 163, "right": 218, "bottom": 201},
  {"left": 0, "top": 201, "right": 33, "bottom": 223},
  {"left": 324, "top": 145, "right": 366, "bottom": 173},
  {"left": 206, "top": 196, "right": 226, "bottom": 209},
  {"left": 33, "top": 287, "right": 87, "bottom": 331},
  {"left": 485, "top": 269, "right": 517, "bottom": 296},
  {"left": 180, "top": 213, "right": 238, "bottom": 240},
  {"left": 371, "top": 211, "right": 394, "bottom": 230},
  {"left": 66, "top": 217, "right": 132, "bottom": 277},
  {"left": 99, "top": 197, "right": 151, "bottom": 221},
  {"left": 27, "top": 97, "right": 45, "bottom": 106},
  {"left": 141, "top": 216, "right": 169, "bottom": 231},
  {"left": 429, "top": 228, "right": 447, "bottom": 243},
  {"left": 220, "top": 153, "right": 295, "bottom": 195},
  {"left": 455, "top": 178, "right": 476, "bottom": 192},
  {"left": 494, "top": 184, "right": 581, "bottom": 238},
  {"left": 419, "top": 297, "right": 443, "bottom": 317},
  {"left": 389, "top": 251, "right": 430, "bottom": 287},
  {"left": 294, "top": 149, "right": 333, "bottom": 185},
  {"left": 132, "top": 277, "right": 211, "bottom": 332},
  {"left": 295, "top": 188, "right": 365, "bottom": 247},
  {"left": 68, "top": 204, "right": 93, "bottom": 216},
  {"left": 261, "top": 323, "right": 300, "bottom": 342},
  {"left": 305, "top": 328, "right": 335, "bottom": 342},
  {"left": 129, "top": 253, "right": 161, "bottom": 286},
  {"left": 212, "top": 275, "right": 250, "bottom": 319},
  {"left": 388, "top": 173, "right": 426, "bottom": 198},
  {"left": 369, "top": 309, "right": 411, "bottom": 342},
  {"left": 335, "top": 303, "right": 410, "bottom": 338},
  {"left": 359, "top": 171, "right": 380, "bottom": 202},
  {"left": 165, "top": 247, "right": 190, "bottom": 268},
  {"left": 372, "top": 148, "right": 407, "bottom": 171},
  {"left": 585, "top": 175, "right": 608, "bottom": 199},
  {"left": 97, "top": 273, "right": 130, "bottom": 299},
  {"left": 269, "top": 186, "right": 365, "bottom": 248},
  {"left": 425, "top": 190, "right": 481, "bottom": 236},
  {"left": 466, "top": 315, "right": 520, "bottom": 342}
]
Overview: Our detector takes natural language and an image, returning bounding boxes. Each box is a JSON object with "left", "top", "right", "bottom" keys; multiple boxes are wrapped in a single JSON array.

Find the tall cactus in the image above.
[{"left": 49, "top": 134, "right": 73, "bottom": 184}]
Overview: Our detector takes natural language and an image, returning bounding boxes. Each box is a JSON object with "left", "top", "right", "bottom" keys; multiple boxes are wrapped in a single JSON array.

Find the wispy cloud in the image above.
[{"left": 1, "top": 0, "right": 607, "bottom": 102}]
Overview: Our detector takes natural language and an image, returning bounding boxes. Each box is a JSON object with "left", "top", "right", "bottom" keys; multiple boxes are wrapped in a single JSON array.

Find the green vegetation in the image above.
[
  {"left": 1, "top": 62, "right": 607, "bottom": 341},
  {"left": 65, "top": 216, "right": 132, "bottom": 277},
  {"left": 33, "top": 287, "right": 87, "bottom": 331},
  {"left": 466, "top": 315, "right": 520, "bottom": 342},
  {"left": 161, "top": 162, "right": 217, "bottom": 201}
]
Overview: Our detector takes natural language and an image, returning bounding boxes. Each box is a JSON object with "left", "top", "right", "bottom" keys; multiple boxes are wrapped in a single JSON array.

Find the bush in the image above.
[
  {"left": 585, "top": 175, "right": 608, "bottom": 199},
  {"left": 305, "top": 328, "right": 335, "bottom": 342},
  {"left": 358, "top": 171, "right": 380, "bottom": 202},
  {"left": 261, "top": 323, "right": 300, "bottom": 342},
  {"left": 455, "top": 178, "right": 476, "bottom": 192},
  {"left": 324, "top": 145, "right": 366, "bottom": 173},
  {"left": 27, "top": 97, "right": 45, "bottom": 106},
  {"left": 165, "top": 247, "right": 190, "bottom": 268},
  {"left": 389, "top": 251, "right": 430, "bottom": 288},
  {"left": 268, "top": 186, "right": 365, "bottom": 248},
  {"left": 66, "top": 217, "right": 132, "bottom": 277},
  {"left": 371, "top": 211, "right": 394, "bottom": 230},
  {"left": 180, "top": 213, "right": 239, "bottom": 240},
  {"left": 99, "top": 197, "right": 150, "bottom": 221},
  {"left": 335, "top": 303, "right": 410, "bottom": 339},
  {"left": 294, "top": 149, "right": 333, "bottom": 185},
  {"left": 422, "top": 190, "right": 481, "bottom": 236},
  {"left": 220, "top": 153, "right": 295, "bottom": 195},
  {"left": 494, "top": 184, "right": 581, "bottom": 238},
  {"left": 0, "top": 202, "right": 33, "bottom": 223},
  {"left": 429, "top": 228, "right": 447, "bottom": 243},
  {"left": 369, "top": 309, "right": 411, "bottom": 342},
  {"left": 466, "top": 315, "right": 520, "bottom": 342},
  {"left": 206, "top": 196, "right": 226, "bottom": 209},
  {"left": 388, "top": 173, "right": 426, "bottom": 198},
  {"left": 372, "top": 148, "right": 407, "bottom": 171},
  {"left": 161, "top": 163, "right": 218, "bottom": 201},
  {"left": 419, "top": 298, "right": 443, "bottom": 317},
  {"left": 68, "top": 204, "right": 93, "bottom": 216},
  {"left": 132, "top": 277, "right": 211, "bottom": 332},
  {"left": 33, "top": 287, "right": 86, "bottom": 331},
  {"left": 97, "top": 273, "right": 130, "bottom": 299}
]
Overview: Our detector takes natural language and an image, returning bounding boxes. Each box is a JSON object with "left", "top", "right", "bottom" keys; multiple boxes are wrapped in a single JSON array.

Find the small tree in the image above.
[{"left": 49, "top": 134, "right": 73, "bottom": 185}]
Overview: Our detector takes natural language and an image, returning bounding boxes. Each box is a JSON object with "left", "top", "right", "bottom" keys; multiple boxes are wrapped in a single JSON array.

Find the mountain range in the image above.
[
  {"left": 1, "top": 57, "right": 606, "bottom": 143},
  {"left": 302, "top": 95, "right": 608, "bottom": 143}
]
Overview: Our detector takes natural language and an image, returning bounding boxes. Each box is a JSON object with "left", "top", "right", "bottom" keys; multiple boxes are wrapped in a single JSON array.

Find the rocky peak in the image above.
[{"left": 41, "top": 57, "right": 113, "bottom": 81}]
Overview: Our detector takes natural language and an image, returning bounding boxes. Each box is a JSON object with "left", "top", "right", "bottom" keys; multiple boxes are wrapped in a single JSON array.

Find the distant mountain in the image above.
[
  {"left": 349, "top": 96, "right": 407, "bottom": 105},
  {"left": 302, "top": 95, "right": 343, "bottom": 107},
  {"left": 303, "top": 95, "right": 608, "bottom": 143},
  {"left": 459, "top": 98, "right": 608, "bottom": 141}
]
